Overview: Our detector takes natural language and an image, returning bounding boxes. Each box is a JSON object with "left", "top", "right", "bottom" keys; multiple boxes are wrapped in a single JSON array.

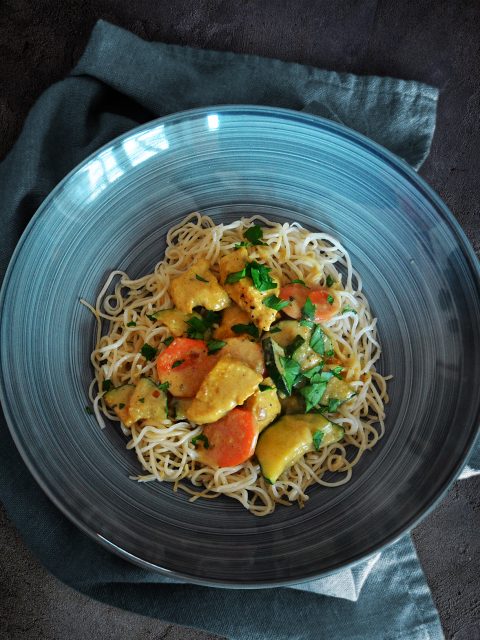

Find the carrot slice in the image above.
[
  {"left": 279, "top": 284, "right": 339, "bottom": 322},
  {"left": 156, "top": 338, "right": 216, "bottom": 397},
  {"left": 198, "top": 408, "right": 258, "bottom": 468}
]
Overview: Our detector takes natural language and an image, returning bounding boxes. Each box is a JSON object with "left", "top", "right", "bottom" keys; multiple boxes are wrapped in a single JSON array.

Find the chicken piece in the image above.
[
  {"left": 186, "top": 355, "right": 262, "bottom": 424},
  {"left": 213, "top": 304, "right": 252, "bottom": 340},
  {"left": 244, "top": 378, "right": 281, "bottom": 432},
  {"left": 220, "top": 337, "right": 264, "bottom": 375},
  {"left": 218, "top": 249, "right": 279, "bottom": 331},
  {"left": 169, "top": 259, "right": 230, "bottom": 314}
]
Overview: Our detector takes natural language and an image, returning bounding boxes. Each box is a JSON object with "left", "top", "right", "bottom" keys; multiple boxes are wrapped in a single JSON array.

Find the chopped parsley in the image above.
[
  {"left": 157, "top": 381, "right": 170, "bottom": 392},
  {"left": 140, "top": 343, "right": 158, "bottom": 361},
  {"left": 172, "top": 359, "right": 185, "bottom": 368},
  {"left": 326, "top": 275, "right": 334, "bottom": 287},
  {"left": 244, "top": 224, "right": 267, "bottom": 246},
  {"left": 303, "top": 364, "right": 324, "bottom": 379},
  {"left": 301, "top": 296, "right": 316, "bottom": 321},
  {"left": 138, "top": 397, "right": 145, "bottom": 403},
  {"left": 269, "top": 326, "right": 282, "bottom": 334},
  {"left": 285, "top": 335, "right": 305, "bottom": 358},
  {"left": 146, "top": 314, "right": 157, "bottom": 322},
  {"left": 259, "top": 384, "right": 274, "bottom": 392},
  {"left": 225, "top": 261, "right": 277, "bottom": 292},
  {"left": 290, "top": 279, "right": 306, "bottom": 286},
  {"left": 327, "top": 398, "right": 343, "bottom": 413},
  {"left": 234, "top": 241, "right": 250, "bottom": 249},
  {"left": 342, "top": 306, "right": 357, "bottom": 314},
  {"left": 126, "top": 321, "right": 137, "bottom": 327},
  {"left": 186, "top": 312, "right": 220, "bottom": 339},
  {"left": 195, "top": 274, "right": 209, "bottom": 283},
  {"left": 119, "top": 403, "right": 126, "bottom": 410},
  {"left": 312, "top": 429, "right": 324, "bottom": 450},
  {"left": 279, "top": 356, "right": 301, "bottom": 394},
  {"left": 262, "top": 294, "right": 290, "bottom": 311},
  {"left": 327, "top": 294, "right": 334, "bottom": 305},
  {"left": 299, "top": 318, "right": 315, "bottom": 329},
  {"left": 330, "top": 365, "right": 343, "bottom": 380},
  {"left": 300, "top": 382, "right": 327, "bottom": 412},
  {"left": 232, "top": 323, "right": 260, "bottom": 339},
  {"left": 191, "top": 434, "right": 210, "bottom": 449},
  {"left": 85, "top": 406, "right": 94, "bottom": 415},
  {"left": 207, "top": 339, "right": 226, "bottom": 354},
  {"left": 103, "top": 379, "right": 113, "bottom": 392},
  {"left": 310, "top": 325, "right": 326, "bottom": 355},
  {"left": 163, "top": 336, "right": 174, "bottom": 347}
]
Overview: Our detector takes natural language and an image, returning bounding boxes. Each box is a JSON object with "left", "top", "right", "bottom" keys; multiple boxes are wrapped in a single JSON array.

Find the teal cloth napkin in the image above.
[{"left": 1, "top": 18, "right": 473, "bottom": 640}]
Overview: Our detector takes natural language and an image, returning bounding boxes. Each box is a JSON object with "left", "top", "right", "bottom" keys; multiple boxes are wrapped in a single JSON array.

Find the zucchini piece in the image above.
[
  {"left": 128, "top": 378, "right": 168, "bottom": 426},
  {"left": 104, "top": 384, "right": 135, "bottom": 426},
  {"left": 321, "top": 377, "right": 355, "bottom": 407},
  {"left": 255, "top": 413, "right": 344, "bottom": 483},
  {"left": 262, "top": 337, "right": 288, "bottom": 394},
  {"left": 271, "top": 320, "right": 322, "bottom": 370}
]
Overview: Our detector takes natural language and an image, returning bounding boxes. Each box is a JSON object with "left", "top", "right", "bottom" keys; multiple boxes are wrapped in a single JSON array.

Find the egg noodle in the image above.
[{"left": 82, "top": 213, "right": 389, "bottom": 516}]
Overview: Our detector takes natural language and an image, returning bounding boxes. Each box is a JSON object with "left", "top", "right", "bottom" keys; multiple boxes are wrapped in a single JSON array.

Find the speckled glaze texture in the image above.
[{"left": 1, "top": 106, "right": 479, "bottom": 586}]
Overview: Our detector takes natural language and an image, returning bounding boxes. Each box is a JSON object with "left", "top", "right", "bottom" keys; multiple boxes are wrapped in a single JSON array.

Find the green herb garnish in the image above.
[
  {"left": 186, "top": 312, "right": 220, "bottom": 340},
  {"left": 300, "top": 382, "right": 327, "bottom": 412},
  {"left": 299, "top": 319, "right": 315, "bottom": 329},
  {"left": 330, "top": 366, "right": 343, "bottom": 379},
  {"left": 290, "top": 279, "right": 306, "bottom": 286},
  {"left": 126, "top": 321, "right": 136, "bottom": 327},
  {"left": 259, "top": 384, "right": 274, "bottom": 392},
  {"left": 285, "top": 335, "right": 305, "bottom": 358},
  {"left": 232, "top": 323, "right": 260, "bottom": 339},
  {"left": 310, "top": 325, "right": 325, "bottom": 355},
  {"left": 138, "top": 397, "right": 145, "bottom": 403},
  {"left": 119, "top": 403, "right": 126, "bottom": 410},
  {"left": 327, "top": 398, "right": 342, "bottom": 413},
  {"left": 263, "top": 294, "right": 290, "bottom": 311},
  {"left": 172, "top": 359, "right": 185, "bottom": 368},
  {"left": 244, "top": 224, "right": 267, "bottom": 246},
  {"left": 327, "top": 294, "right": 334, "bottom": 305},
  {"left": 312, "top": 429, "right": 324, "bottom": 450},
  {"left": 342, "top": 306, "right": 357, "bottom": 314},
  {"left": 85, "top": 406, "right": 94, "bottom": 415},
  {"left": 146, "top": 314, "right": 157, "bottom": 322},
  {"left": 191, "top": 434, "right": 210, "bottom": 449},
  {"left": 163, "top": 336, "right": 174, "bottom": 347},
  {"left": 301, "top": 296, "right": 316, "bottom": 321},
  {"left": 269, "top": 326, "right": 282, "bottom": 333},
  {"left": 141, "top": 344, "right": 158, "bottom": 361},
  {"left": 279, "top": 356, "right": 301, "bottom": 394},
  {"left": 207, "top": 339, "right": 226, "bottom": 354},
  {"left": 303, "top": 364, "right": 324, "bottom": 379},
  {"left": 103, "top": 379, "right": 113, "bottom": 392},
  {"left": 157, "top": 381, "right": 170, "bottom": 391},
  {"left": 234, "top": 241, "right": 250, "bottom": 249},
  {"left": 326, "top": 275, "right": 334, "bottom": 287},
  {"left": 195, "top": 274, "right": 209, "bottom": 283},
  {"left": 225, "top": 267, "right": 247, "bottom": 284}
]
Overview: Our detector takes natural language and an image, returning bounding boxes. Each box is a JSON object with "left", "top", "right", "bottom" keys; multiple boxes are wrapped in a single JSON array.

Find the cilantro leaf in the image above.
[
  {"left": 103, "top": 379, "right": 113, "bottom": 392},
  {"left": 172, "top": 359, "right": 185, "bottom": 368},
  {"left": 279, "top": 356, "right": 301, "bottom": 394},
  {"left": 191, "top": 434, "right": 210, "bottom": 449},
  {"left": 342, "top": 306, "right": 357, "bottom": 314},
  {"left": 328, "top": 398, "right": 343, "bottom": 412},
  {"left": 299, "top": 382, "right": 327, "bottom": 412},
  {"left": 326, "top": 275, "right": 334, "bottom": 287},
  {"left": 195, "top": 274, "right": 209, "bottom": 283},
  {"left": 301, "top": 296, "right": 316, "bottom": 321},
  {"left": 232, "top": 323, "right": 260, "bottom": 339},
  {"left": 303, "top": 364, "right": 324, "bottom": 379},
  {"left": 310, "top": 325, "right": 325, "bottom": 355},
  {"left": 263, "top": 294, "right": 290, "bottom": 311},
  {"left": 269, "top": 326, "right": 281, "bottom": 333},
  {"left": 248, "top": 261, "right": 277, "bottom": 292},
  {"left": 308, "top": 371, "right": 333, "bottom": 385},
  {"left": 157, "top": 381, "right": 170, "bottom": 392},
  {"left": 330, "top": 365, "right": 343, "bottom": 379},
  {"left": 207, "top": 339, "right": 226, "bottom": 354},
  {"left": 141, "top": 344, "right": 158, "bottom": 361},
  {"left": 290, "top": 279, "right": 306, "bottom": 286},
  {"left": 126, "top": 321, "right": 137, "bottom": 327},
  {"left": 234, "top": 241, "right": 250, "bottom": 249},
  {"left": 244, "top": 225, "right": 267, "bottom": 245},
  {"left": 186, "top": 315, "right": 208, "bottom": 339},
  {"left": 146, "top": 314, "right": 157, "bottom": 322},
  {"left": 225, "top": 268, "right": 247, "bottom": 284},
  {"left": 259, "top": 384, "right": 274, "bottom": 392},
  {"left": 327, "top": 294, "right": 334, "bottom": 305},
  {"left": 285, "top": 335, "right": 305, "bottom": 358},
  {"left": 163, "top": 336, "right": 174, "bottom": 347},
  {"left": 299, "top": 318, "right": 315, "bottom": 329},
  {"left": 312, "top": 429, "right": 324, "bottom": 450}
]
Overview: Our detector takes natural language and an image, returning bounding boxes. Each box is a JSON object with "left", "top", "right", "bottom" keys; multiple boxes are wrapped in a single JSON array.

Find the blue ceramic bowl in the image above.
[{"left": 1, "top": 106, "right": 479, "bottom": 586}]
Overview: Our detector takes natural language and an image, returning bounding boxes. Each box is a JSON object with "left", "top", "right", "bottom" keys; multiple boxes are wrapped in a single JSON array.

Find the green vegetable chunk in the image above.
[{"left": 128, "top": 378, "right": 168, "bottom": 426}]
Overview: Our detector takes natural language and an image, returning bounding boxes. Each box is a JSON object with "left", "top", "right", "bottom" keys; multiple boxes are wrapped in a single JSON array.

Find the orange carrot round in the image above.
[
  {"left": 279, "top": 284, "right": 340, "bottom": 322},
  {"left": 199, "top": 408, "right": 258, "bottom": 467}
]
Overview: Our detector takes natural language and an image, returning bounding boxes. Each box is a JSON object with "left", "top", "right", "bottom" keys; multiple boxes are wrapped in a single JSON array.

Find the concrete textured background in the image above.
[{"left": 0, "top": 1, "right": 479, "bottom": 639}]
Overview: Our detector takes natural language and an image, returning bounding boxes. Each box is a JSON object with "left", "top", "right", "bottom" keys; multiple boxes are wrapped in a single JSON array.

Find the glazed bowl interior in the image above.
[{"left": 1, "top": 106, "right": 479, "bottom": 586}]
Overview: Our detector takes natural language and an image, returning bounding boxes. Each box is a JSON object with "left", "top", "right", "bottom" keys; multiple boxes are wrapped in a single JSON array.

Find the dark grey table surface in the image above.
[{"left": 0, "top": 2, "right": 479, "bottom": 639}]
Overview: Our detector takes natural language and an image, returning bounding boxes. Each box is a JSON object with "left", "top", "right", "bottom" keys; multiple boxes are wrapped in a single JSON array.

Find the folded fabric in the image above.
[{"left": 1, "top": 18, "right": 471, "bottom": 640}]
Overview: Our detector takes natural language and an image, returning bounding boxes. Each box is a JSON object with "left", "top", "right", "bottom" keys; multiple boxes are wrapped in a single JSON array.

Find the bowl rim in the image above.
[{"left": 1, "top": 104, "right": 479, "bottom": 588}]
